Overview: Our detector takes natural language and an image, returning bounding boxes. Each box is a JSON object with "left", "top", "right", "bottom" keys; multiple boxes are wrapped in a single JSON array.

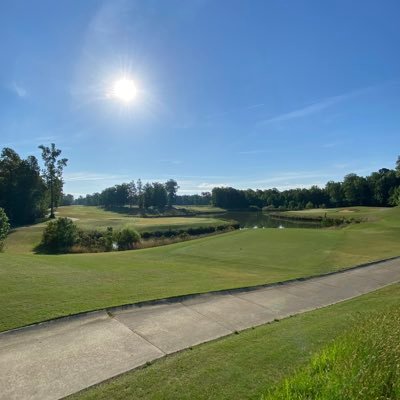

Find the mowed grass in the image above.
[
  {"left": 57, "top": 205, "right": 229, "bottom": 232},
  {"left": 0, "top": 206, "right": 399, "bottom": 331},
  {"left": 175, "top": 205, "right": 226, "bottom": 213},
  {"left": 68, "top": 284, "right": 400, "bottom": 400},
  {"left": 285, "top": 206, "right": 390, "bottom": 221}
]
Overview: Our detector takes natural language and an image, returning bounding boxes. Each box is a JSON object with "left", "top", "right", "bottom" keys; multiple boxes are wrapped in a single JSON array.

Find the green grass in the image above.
[
  {"left": 264, "top": 307, "right": 400, "bottom": 400},
  {"left": 175, "top": 205, "right": 226, "bottom": 213},
  {"left": 57, "top": 205, "right": 228, "bottom": 232},
  {"left": 68, "top": 284, "right": 400, "bottom": 400},
  {"left": 1, "top": 206, "right": 400, "bottom": 332},
  {"left": 285, "top": 206, "right": 391, "bottom": 221}
]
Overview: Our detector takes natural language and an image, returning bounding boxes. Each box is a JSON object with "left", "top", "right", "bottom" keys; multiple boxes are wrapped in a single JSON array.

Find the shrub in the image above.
[
  {"left": 115, "top": 227, "right": 141, "bottom": 250},
  {"left": 0, "top": 208, "right": 10, "bottom": 251},
  {"left": 41, "top": 217, "right": 78, "bottom": 252}
]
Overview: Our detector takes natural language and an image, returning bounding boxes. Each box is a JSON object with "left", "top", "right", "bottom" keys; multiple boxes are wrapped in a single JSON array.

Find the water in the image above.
[{"left": 214, "top": 211, "right": 321, "bottom": 229}]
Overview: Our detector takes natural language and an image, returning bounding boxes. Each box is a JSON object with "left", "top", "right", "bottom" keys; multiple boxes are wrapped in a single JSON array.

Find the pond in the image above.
[{"left": 214, "top": 211, "right": 321, "bottom": 229}]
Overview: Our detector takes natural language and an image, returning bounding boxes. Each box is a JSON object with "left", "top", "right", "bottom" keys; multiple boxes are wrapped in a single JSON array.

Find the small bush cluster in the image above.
[
  {"left": 39, "top": 219, "right": 238, "bottom": 253},
  {"left": 263, "top": 308, "right": 400, "bottom": 400},
  {"left": 39, "top": 218, "right": 140, "bottom": 253},
  {"left": 140, "top": 224, "right": 239, "bottom": 240},
  {"left": 41, "top": 217, "right": 78, "bottom": 253}
]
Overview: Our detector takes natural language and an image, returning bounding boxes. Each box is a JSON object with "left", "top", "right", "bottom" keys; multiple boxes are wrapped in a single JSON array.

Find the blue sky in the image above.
[{"left": 1, "top": 0, "right": 399, "bottom": 196}]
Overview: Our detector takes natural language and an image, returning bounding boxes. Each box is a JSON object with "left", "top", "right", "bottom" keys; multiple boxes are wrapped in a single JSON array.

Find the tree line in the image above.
[
  {"left": 73, "top": 179, "right": 179, "bottom": 209},
  {"left": 212, "top": 158, "right": 400, "bottom": 210},
  {"left": 0, "top": 144, "right": 67, "bottom": 226}
]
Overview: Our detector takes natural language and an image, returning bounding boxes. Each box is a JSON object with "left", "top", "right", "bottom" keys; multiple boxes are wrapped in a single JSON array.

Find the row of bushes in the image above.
[
  {"left": 38, "top": 218, "right": 239, "bottom": 253},
  {"left": 141, "top": 224, "right": 239, "bottom": 239},
  {"left": 39, "top": 218, "right": 141, "bottom": 253}
]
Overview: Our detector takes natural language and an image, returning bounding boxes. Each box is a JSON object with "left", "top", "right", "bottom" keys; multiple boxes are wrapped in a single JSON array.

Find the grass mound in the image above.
[{"left": 263, "top": 308, "right": 400, "bottom": 400}]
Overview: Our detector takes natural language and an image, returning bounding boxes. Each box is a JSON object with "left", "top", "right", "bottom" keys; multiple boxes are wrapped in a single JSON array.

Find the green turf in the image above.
[
  {"left": 284, "top": 206, "right": 390, "bottom": 221},
  {"left": 175, "top": 205, "right": 226, "bottom": 213},
  {"left": 67, "top": 284, "right": 400, "bottom": 400},
  {"left": 57, "top": 205, "right": 229, "bottom": 232},
  {"left": 0, "top": 206, "right": 399, "bottom": 332},
  {"left": 263, "top": 306, "right": 400, "bottom": 399}
]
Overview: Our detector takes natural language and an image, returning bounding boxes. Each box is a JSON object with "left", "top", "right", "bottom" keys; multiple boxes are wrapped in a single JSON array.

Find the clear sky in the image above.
[{"left": 1, "top": 0, "right": 399, "bottom": 196}]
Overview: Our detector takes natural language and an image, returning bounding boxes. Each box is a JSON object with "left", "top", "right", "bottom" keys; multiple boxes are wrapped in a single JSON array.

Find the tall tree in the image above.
[
  {"left": 137, "top": 179, "right": 143, "bottom": 209},
  {"left": 0, "top": 148, "right": 47, "bottom": 225},
  {"left": 165, "top": 179, "right": 179, "bottom": 207},
  {"left": 128, "top": 180, "right": 137, "bottom": 208},
  {"left": 39, "top": 143, "right": 68, "bottom": 218}
]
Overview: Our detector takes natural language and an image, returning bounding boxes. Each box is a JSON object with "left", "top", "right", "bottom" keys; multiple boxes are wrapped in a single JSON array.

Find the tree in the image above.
[
  {"left": 0, "top": 148, "right": 47, "bottom": 225},
  {"left": 137, "top": 179, "right": 144, "bottom": 209},
  {"left": 40, "top": 217, "right": 77, "bottom": 252},
  {"left": 396, "top": 156, "right": 400, "bottom": 177},
  {"left": 39, "top": 144, "right": 68, "bottom": 218},
  {"left": 152, "top": 182, "right": 168, "bottom": 209},
  {"left": 325, "top": 181, "right": 344, "bottom": 207},
  {"left": 61, "top": 194, "right": 74, "bottom": 206},
  {"left": 0, "top": 208, "right": 10, "bottom": 251},
  {"left": 128, "top": 180, "right": 137, "bottom": 208},
  {"left": 165, "top": 179, "right": 179, "bottom": 207}
]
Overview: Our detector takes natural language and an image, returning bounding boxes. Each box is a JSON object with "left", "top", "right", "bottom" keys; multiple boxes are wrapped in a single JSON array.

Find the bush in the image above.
[
  {"left": 41, "top": 217, "right": 78, "bottom": 252},
  {"left": 115, "top": 227, "right": 141, "bottom": 250},
  {"left": 0, "top": 208, "right": 10, "bottom": 251}
]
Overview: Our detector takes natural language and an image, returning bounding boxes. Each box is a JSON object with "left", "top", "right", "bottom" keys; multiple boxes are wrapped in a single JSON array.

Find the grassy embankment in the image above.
[
  {"left": 69, "top": 284, "right": 400, "bottom": 400},
  {"left": 0, "top": 205, "right": 399, "bottom": 332}
]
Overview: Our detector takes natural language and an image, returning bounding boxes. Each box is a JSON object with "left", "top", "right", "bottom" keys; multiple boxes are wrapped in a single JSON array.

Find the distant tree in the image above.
[
  {"left": 39, "top": 143, "right": 68, "bottom": 218},
  {"left": 325, "top": 181, "right": 344, "bottom": 207},
  {"left": 0, "top": 208, "right": 10, "bottom": 251},
  {"left": 152, "top": 182, "right": 168, "bottom": 209},
  {"left": 0, "top": 147, "right": 47, "bottom": 225},
  {"left": 142, "top": 183, "right": 153, "bottom": 209},
  {"left": 61, "top": 194, "right": 74, "bottom": 206},
  {"left": 389, "top": 186, "right": 400, "bottom": 206},
  {"left": 342, "top": 174, "right": 370, "bottom": 206},
  {"left": 137, "top": 179, "right": 144, "bottom": 209},
  {"left": 128, "top": 180, "right": 137, "bottom": 208},
  {"left": 305, "top": 201, "right": 314, "bottom": 209},
  {"left": 165, "top": 179, "right": 179, "bottom": 207},
  {"left": 396, "top": 156, "right": 400, "bottom": 177}
]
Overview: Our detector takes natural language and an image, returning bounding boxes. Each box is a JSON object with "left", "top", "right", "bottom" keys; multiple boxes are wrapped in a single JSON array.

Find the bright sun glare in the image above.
[{"left": 111, "top": 78, "right": 137, "bottom": 103}]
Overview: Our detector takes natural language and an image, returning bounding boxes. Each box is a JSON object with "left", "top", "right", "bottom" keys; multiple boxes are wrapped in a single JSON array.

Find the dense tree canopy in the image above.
[
  {"left": 0, "top": 148, "right": 48, "bottom": 225},
  {"left": 211, "top": 158, "right": 400, "bottom": 210},
  {"left": 74, "top": 179, "right": 176, "bottom": 210}
]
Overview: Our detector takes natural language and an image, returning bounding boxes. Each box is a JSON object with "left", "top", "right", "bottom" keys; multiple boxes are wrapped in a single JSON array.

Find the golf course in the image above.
[
  {"left": 1, "top": 204, "right": 399, "bottom": 399},
  {"left": 1, "top": 205, "right": 399, "bottom": 333}
]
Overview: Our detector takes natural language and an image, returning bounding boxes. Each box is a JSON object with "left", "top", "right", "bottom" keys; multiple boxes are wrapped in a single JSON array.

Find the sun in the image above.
[{"left": 111, "top": 78, "right": 137, "bottom": 103}]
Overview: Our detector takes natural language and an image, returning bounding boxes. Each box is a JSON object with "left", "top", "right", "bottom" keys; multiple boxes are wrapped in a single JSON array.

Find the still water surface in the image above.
[{"left": 215, "top": 212, "right": 321, "bottom": 229}]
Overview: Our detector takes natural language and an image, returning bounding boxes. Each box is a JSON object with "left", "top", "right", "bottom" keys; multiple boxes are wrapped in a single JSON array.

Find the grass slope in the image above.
[
  {"left": 264, "top": 307, "right": 400, "bottom": 399},
  {"left": 0, "top": 206, "right": 399, "bottom": 332},
  {"left": 68, "top": 284, "right": 400, "bottom": 400}
]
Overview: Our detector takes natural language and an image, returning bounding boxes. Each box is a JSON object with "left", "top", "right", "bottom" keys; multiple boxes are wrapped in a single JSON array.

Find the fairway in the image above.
[
  {"left": 57, "top": 205, "right": 229, "bottom": 231},
  {"left": 0, "top": 206, "right": 400, "bottom": 332}
]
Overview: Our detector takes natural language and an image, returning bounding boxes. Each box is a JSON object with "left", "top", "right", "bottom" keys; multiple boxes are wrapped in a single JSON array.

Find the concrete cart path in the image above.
[{"left": 1, "top": 258, "right": 400, "bottom": 400}]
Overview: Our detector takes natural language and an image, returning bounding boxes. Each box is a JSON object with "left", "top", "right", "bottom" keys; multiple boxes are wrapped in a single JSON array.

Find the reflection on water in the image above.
[{"left": 214, "top": 212, "right": 321, "bottom": 229}]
